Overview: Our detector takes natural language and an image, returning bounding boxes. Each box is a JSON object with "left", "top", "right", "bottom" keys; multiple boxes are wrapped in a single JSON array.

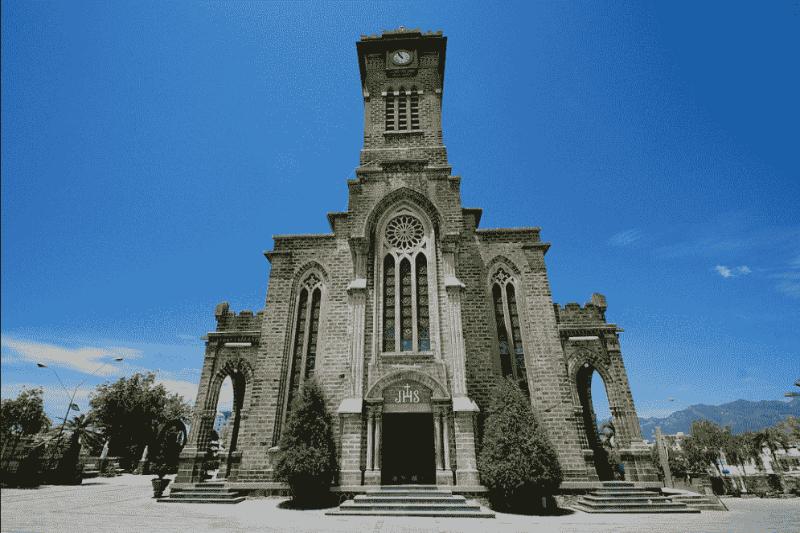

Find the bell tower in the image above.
[{"left": 356, "top": 28, "right": 449, "bottom": 169}]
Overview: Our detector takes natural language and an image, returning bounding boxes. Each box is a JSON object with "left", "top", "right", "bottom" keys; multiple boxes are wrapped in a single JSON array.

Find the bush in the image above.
[
  {"left": 478, "top": 377, "right": 563, "bottom": 513},
  {"left": 273, "top": 378, "right": 337, "bottom": 506}
]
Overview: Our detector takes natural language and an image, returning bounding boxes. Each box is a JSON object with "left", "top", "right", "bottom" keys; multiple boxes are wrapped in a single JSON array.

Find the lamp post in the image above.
[{"left": 36, "top": 358, "right": 124, "bottom": 449}]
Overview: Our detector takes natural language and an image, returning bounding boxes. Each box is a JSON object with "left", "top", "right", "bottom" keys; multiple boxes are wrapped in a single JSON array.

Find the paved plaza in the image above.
[{"left": 2, "top": 475, "right": 799, "bottom": 533}]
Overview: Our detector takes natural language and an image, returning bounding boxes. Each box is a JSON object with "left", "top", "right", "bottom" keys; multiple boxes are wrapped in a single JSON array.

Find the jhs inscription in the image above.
[{"left": 394, "top": 384, "right": 420, "bottom": 404}]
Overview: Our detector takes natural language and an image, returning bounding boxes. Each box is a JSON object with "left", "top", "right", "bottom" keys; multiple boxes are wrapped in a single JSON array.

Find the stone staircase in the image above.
[
  {"left": 158, "top": 482, "right": 245, "bottom": 504},
  {"left": 663, "top": 490, "right": 728, "bottom": 511},
  {"left": 572, "top": 481, "right": 699, "bottom": 513},
  {"left": 326, "top": 485, "right": 495, "bottom": 518}
]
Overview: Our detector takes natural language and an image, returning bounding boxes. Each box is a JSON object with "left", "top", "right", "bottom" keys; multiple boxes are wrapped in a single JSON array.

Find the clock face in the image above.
[{"left": 391, "top": 50, "right": 413, "bottom": 66}]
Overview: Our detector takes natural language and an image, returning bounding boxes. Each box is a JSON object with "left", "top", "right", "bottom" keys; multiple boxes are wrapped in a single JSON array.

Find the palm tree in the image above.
[
  {"left": 752, "top": 428, "right": 789, "bottom": 473},
  {"left": 46, "top": 414, "right": 103, "bottom": 483}
]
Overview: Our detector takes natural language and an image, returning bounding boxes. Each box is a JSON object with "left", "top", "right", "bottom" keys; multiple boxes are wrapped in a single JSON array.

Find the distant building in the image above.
[{"left": 176, "top": 28, "right": 656, "bottom": 490}]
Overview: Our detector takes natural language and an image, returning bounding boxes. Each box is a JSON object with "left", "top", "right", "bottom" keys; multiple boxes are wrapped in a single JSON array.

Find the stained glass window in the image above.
[
  {"left": 416, "top": 254, "right": 430, "bottom": 351},
  {"left": 400, "top": 258, "right": 413, "bottom": 351},
  {"left": 492, "top": 283, "right": 512, "bottom": 377},
  {"left": 383, "top": 255, "right": 396, "bottom": 352},
  {"left": 304, "top": 288, "right": 321, "bottom": 378}
]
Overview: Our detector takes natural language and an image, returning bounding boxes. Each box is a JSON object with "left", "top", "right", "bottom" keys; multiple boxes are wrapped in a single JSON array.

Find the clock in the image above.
[{"left": 391, "top": 50, "right": 413, "bottom": 66}]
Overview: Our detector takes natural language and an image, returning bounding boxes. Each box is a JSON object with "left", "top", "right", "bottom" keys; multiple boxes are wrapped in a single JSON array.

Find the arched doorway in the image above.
[
  {"left": 209, "top": 371, "right": 246, "bottom": 479},
  {"left": 379, "top": 381, "right": 436, "bottom": 484},
  {"left": 576, "top": 363, "right": 615, "bottom": 481}
]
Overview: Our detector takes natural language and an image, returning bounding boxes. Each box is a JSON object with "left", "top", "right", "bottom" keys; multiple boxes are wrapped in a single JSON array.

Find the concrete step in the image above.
[
  {"left": 600, "top": 481, "right": 636, "bottom": 487},
  {"left": 378, "top": 484, "right": 441, "bottom": 490},
  {"left": 593, "top": 490, "right": 662, "bottom": 496},
  {"left": 366, "top": 490, "right": 454, "bottom": 497},
  {"left": 669, "top": 495, "right": 728, "bottom": 511},
  {"left": 583, "top": 495, "right": 677, "bottom": 504},
  {"left": 157, "top": 496, "right": 246, "bottom": 504},
  {"left": 171, "top": 488, "right": 241, "bottom": 494},
  {"left": 572, "top": 503, "right": 699, "bottom": 514},
  {"left": 341, "top": 501, "right": 481, "bottom": 511},
  {"left": 327, "top": 509, "right": 496, "bottom": 518},
  {"left": 167, "top": 492, "right": 242, "bottom": 499},
  {"left": 354, "top": 495, "right": 467, "bottom": 504}
]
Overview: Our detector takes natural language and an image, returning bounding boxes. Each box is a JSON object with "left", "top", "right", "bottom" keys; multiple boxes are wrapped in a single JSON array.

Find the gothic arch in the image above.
[
  {"left": 365, "top": 370, "right": 449, "bottom": 402},
  {"left": 486, "top": 255, "right": 522, "bottom": 277},
  {"left": 206, "top": 357, "right": 254, "bottom": 411},
  {"left": 293, "top": 261, "right": 330, "bottom": 285},
  {"left": 358, "top": 187, "right": 443, "bottom": 243}
]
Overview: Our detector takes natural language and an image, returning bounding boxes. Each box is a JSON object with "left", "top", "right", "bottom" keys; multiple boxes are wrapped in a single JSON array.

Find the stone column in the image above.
[
  {"left": 433, "top": 411, "right": 443, "bottom": 470},
  {"left": 442, "top": 239, "right": 480, "bottom": 487},
  {"left": 452, "top": 400, "right": 480, "bottom": 486},
  {"left": 337, "top": 403, "right": 363, "bottom": 487},
  {"left": 435, "top": 407, "right": 454, "bottom": 486},
  {"left": 364, "top": 405, "right": 382, "bottom": 485},
  {"left": 366, "top": 412, "right": 374, "bottom": 471},
  {"left": 442, "top": 245, "right": 468, "bottom": 396},
  {"left": 348, "top": 237, "right": 368, "bottom": 396}
]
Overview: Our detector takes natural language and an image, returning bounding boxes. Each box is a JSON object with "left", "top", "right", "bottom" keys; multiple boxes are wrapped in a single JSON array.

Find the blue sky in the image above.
[{"left": 2, "top": 1, "right": 798, "bottom": 422}]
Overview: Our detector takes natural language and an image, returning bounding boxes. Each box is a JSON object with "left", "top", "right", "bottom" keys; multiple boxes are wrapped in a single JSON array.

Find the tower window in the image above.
[
  {"left": 381, "top": 214, "right": 431, "bottom": 353},
  {"left": 384, "top": 87, "right": 420, "bottom": 132},
  {"left": 491, "top": 267, "right": 528, "bottom": 391}
]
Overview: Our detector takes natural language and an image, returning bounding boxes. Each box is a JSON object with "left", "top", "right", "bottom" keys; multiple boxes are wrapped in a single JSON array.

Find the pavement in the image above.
[{"left": 2, "top": 474, "right": 799, "bottom": 532}]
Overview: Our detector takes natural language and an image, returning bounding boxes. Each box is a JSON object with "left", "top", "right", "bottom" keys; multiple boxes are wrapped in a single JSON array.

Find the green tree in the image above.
[
  {"left": 683, "top": 420, "right": 728, "bottom": 474},
  {"left": 273, "top": 378, "right": 337, "bottom": 506},
  {"left": 478, "top": 378, "right": 563, "bottom": 513},
  {"left": 48, "top": 414, "right": 103, "bottom": 484},
  {"left": 88, "top": 373, "right": 191, "bottom": 469},
  {"left": 1, "top": 387, "right": 51, "bottom": 443}
]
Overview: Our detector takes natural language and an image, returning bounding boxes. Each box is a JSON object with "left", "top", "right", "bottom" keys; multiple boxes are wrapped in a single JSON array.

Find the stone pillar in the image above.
[
  {"left": 433, "top": 412, "right": 443, "bottom": 471},
  {"left": 655, "top": 426, "right": 673, "bottom": 487},
  {"left": 366, "top": 412, "right": 374, "bottom": 471},
  {"left": 442, "top": 245, "right": 468, "bottom": 396},
  {"left": 364, "top": 406, "right": 382, "bottom": 485},
  {"left": 337, "top": 401, "right": 363, "bottom": 487},
  {"left": 452, "top": 399, "right": 480, "bottom": 486},
  {"left": 436, "top": 407, "right": 454, "bottom": 486},
  {"left": 176, "top": 408, "right": 215, "bottom": 484}
]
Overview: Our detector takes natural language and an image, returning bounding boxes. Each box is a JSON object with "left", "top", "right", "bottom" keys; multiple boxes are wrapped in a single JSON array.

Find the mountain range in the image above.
[{"left": 635, "top": 398, "right": 799, "bottom": 441}]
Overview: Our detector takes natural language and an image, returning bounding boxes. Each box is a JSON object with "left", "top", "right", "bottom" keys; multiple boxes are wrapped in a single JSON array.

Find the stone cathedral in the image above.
[{"left": 176, "top": 28, "right": 657, "bottom": 493}]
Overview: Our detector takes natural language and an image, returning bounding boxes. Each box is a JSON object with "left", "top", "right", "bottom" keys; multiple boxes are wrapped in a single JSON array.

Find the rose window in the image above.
[{"left": 386, "top": 215, "right": 424, "bottom": 251}]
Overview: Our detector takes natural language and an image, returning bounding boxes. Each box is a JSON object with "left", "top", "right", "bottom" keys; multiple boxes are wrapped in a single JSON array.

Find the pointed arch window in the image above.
[
  {"left": 381, "top": 213, "right": 432, "bottom": 353},
  {"left": 283, "top": 273, "right": 323, "bottom": 429},
  {"left": 384, "top": 87, "right": 420, "bottom": 132},
  {"left": 491, "top": 267, "right": 528, "bottom": 391}
]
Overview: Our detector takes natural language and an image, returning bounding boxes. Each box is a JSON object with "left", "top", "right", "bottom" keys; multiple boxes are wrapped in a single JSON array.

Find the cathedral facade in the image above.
[{"left": 176, "top": 28, "right": 657, "bottom": 492}]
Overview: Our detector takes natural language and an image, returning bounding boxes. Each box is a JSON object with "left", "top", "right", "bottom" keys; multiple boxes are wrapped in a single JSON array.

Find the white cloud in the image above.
[
  {"left": 714, "top": 265, "right": 751, "bottom": 279},
  {"left": 715, "top": 265, "right": 733, "bottom": 278},
  {"left": 157, "top": 378, "right": 199, "bottom": 403},
  {"left": 609, "top": 229, "right": 642, "bottom": 247},
  {"left": 1, "top": 336, "right": 141, "bottom": 376}
]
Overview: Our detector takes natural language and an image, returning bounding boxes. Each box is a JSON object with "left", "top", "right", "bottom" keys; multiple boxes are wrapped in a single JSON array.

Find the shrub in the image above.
[
  {"left": 273, "top": 378, "right": 337, "bottom": 506},
  {"left": 478, "top": 377, "right": 563, "bottom": 513}
]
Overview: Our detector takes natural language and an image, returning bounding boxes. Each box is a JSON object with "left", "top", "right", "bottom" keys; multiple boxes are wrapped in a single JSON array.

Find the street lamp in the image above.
[
  {"left": 36, "top": 357, "right": 124, "bottom": 446},
  {"left": 785, "top": 379, "right": 800, "bottom": 398}
]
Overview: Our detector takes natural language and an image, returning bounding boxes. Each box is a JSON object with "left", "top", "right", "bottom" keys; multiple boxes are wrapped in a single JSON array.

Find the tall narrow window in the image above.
[
  {"left": 492, "top": 284, "right": 512, "bottom": 377},
  {"left": 381, "top": 213, "right": 431, "bottom": 353},
  {"left": 285, "top": 288, "right": 307, "bottom": 419},
  {"left": 491, "top": 267, "right": 528, "bottom": 390},
  {"left": 385, "top": 93, "right": 396, "bottom": 131},
  {"left": 304, "top": 288, "right": 321, "bottom": 378},
  {"left": 383, "top": 255, "right": 396, "bottom": 352},
  {"left": 416, "top": 254, "right": 430, "bottom": 351},
  {"left": 384, "top": 87, "right": 420, "bottom": 132},
  {"left": 283, "top": 273, "right": 323, "bottom": 431},
  {"left": 410, "top": 92, "right": 419, "bottom": 130},
  {"left": 400, "top": 259, "right": 413, "bottom": 351}
]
